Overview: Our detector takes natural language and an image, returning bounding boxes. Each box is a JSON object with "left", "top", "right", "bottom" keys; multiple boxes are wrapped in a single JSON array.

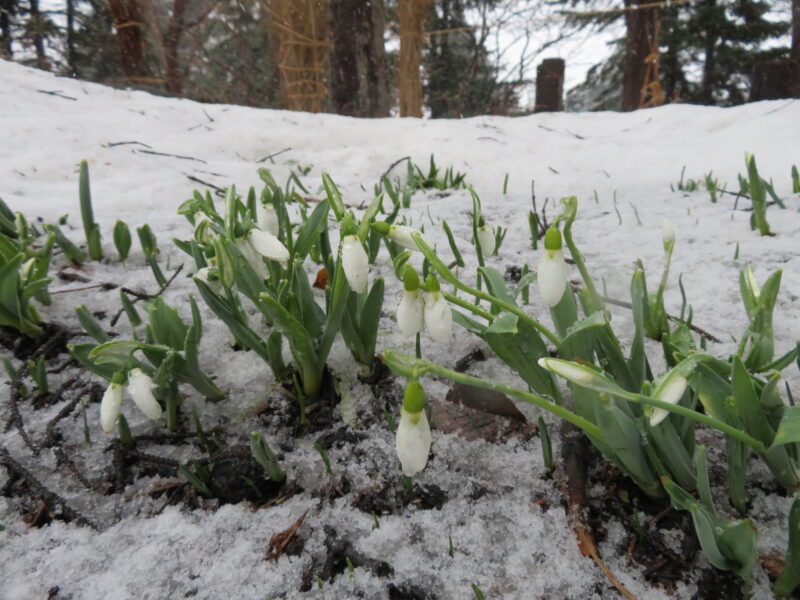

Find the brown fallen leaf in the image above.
[{"left": 265, "top": 510, "right": 309, "bottom": 562}]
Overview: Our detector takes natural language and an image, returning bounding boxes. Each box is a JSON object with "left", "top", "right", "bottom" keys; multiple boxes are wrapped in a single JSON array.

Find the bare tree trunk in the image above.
[
  {"left": 164, "top": 0, "right": 189, "bottom": 95},
  {"left": 621, "top": 0, "right": 657, "bottom": 111},
  {"left": 107, "top": 0, "right": 151, "bottom": 82},
  {"left": 330, "top": 0, "right": 389, "bottom": 117},
  {"left": 28, "top": 0, "right": 50, "bottom": 70},
  {"left": 792, "top": 0, "right": 800, "bottom": 96},
  {"left": 398, "top": 0, "right": 432, "bottom": 117},
  {"left": 364, "top": 0, "right": 389, "bottom": 117},
  {"left": 330, "top": 0, "right": 361, "bottom": 116},
  {"left": 66, "top": 0, "right": 77, "bottom": 76},
  {"left": 0, "top": 0, "right": 16, "bottom": 59}
]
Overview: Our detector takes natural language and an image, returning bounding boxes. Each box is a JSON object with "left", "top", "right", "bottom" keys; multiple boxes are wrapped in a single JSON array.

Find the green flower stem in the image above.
[
  {"left": 443, "top": 292, "right": 493, "bottom": 321},
  {"left": 384, "top": 350, "right": 602, "bottom": 439},
  {"left": 610, "top": 389, "right": 767, "bottom": 453},
  {"left": 412, "top": 233, "right": 560, "bottom": 346},
  {"left": 560, "top": 197, "right": 604, "bottom": 314}
]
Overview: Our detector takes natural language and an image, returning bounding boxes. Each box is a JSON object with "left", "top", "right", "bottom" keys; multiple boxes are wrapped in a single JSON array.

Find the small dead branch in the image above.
[
  {"left": 105, "top": 141, "right": 153, "bottom": 149},
  {"left": 110, "top": 264, "right": 184, "bottom": 326},
  {"left": 136, "top": 149, "right": 207, "bottom": 163},
  {"left": 36, "top": 89, "right": 77, "bottom": 101},
  {"left": 256, "top": 147, "right": 292, "bottom": 164},
  {"left": 265, "top": 509, "right": 308, "bottom": 561},
  {"left": 185, "top": 174, "right": 225, "bottom": 196}
]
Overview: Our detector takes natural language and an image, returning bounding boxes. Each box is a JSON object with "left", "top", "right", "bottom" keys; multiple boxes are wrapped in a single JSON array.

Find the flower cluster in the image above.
[
  {"left": 101, "top": 369, "right": 163, "bottom": 433},
  {"left": 396, "top": 269, "right": 452, "bottom": 345}
]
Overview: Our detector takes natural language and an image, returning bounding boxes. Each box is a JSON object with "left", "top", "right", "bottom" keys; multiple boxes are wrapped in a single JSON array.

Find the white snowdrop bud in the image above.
[
  {"left": 649, "top": 373, "right": 688, "bottom": 427},
  {"left": 127, "top": 369, "right": 163, "bottom": 421},
  {"left": 476, "top": 225, "right": 496, "bottom": 257},
  {"left": 341, "top": 235, "right": 369, "bottom": 294},
  {"left": 100, "top": 381, "right": 125, "bottom": 434},
  {"left": 257, "top": 202, "right": 280, "bottom": 237},
  {"left": 662, "top": 219, "right": 675, "bottom": 251},
  {"left": 247, "top": 228, "right": 290, "bottom": 263},
  {"left": 423, "top": 276, "right": 451, "bottom": 345},
  {"left": 397, "top": 269, "right": 424, "bottom": 337},
  {"left": 537, "top": 227, "right": 568, "bottom": 307},
  {"left": 395, "top": 380, "right": 431, "bottom": 477}
]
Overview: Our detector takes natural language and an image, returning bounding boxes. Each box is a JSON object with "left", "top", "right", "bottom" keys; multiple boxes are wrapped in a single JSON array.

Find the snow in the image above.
[{"left": 1, "top": 59, "right": 800, "bottom": 599}]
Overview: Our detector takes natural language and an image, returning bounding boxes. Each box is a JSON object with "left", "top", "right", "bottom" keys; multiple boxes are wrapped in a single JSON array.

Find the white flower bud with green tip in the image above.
[
  {"left": 19, "top": 258, "right": 35, "bottom": 282},
  {"left": 662, "top": 218, "right": 675, "bottom": 251},
  {"left": 247, "top": 228, "right": 290, "bottom": 263},
  {"left": 476, "top": 223, "right": 496, "bottom": 257},
  {"left": 257, "top": 201, "right": 280, "bottom": 237},
  {"left": 423, "top": 275, "right": 452, "bottom": 345},
  {"left": 647, "top": 358, "right": 701, "bottom": 426},
  {"left": 100, "top": 377, "right": 125, "bottom": 434},
  {"left": 397, "top": 268, "right": 424, "bottom": 338},
  {"left": 340, "top": 215, "right": 368, "bottom": 294},
  {"left": 372, "top": 222, "right": 429, "bottom": 252},
  {"left": 538, "top": 357, "right": 596, "bottom": 386},
  {"left": 127, "top": 368, "right": 163, "bottom": 421},
  {"left": 395, "top": 380, "right": 431, "bottom": 477},
  {"left": 537, "top": 226, "right": 569, "bottom": 307}
]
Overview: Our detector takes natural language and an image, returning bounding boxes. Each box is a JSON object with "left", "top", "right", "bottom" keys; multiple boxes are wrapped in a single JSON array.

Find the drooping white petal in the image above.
[
  {"left": 476, "top": 226, "right": 496, "bottom": 257},
  {"left": 127, "top": 369, "right": 163, "bottom": 421},
  {"left": 537, "top": 248, "right": 568, "bottom": 307},
  {"left": 424, "top": 291, "right": 452, "bottom": 345},
  {"left": 341, "top": 235, "right": 369, "bottom": 294},
  {"left": 247, "top": 229, "right": 290, "bottom": 263},
  {"left": 395, "top": 408, "right": 432, "bottom": 477},
  {"left": 649, "top": 373, "right": 688, "bottom": 427},
  {"left": 235, "top": 237, "right": 268, "bottom": 279},
  {"left": 257, "top": 203, "right": 280, "bottom": 237},
  {"left": 388, "top": 225, "right": 429, "bottom": 252},
  {"left": 661, "top": 219, "right": 675, "bottom": 248},
  {"left": 100, "top": 382, "right": 124, "bottom": 433},
  {"left": 397, "top": 289, "right": 424, "bottom": 337}
]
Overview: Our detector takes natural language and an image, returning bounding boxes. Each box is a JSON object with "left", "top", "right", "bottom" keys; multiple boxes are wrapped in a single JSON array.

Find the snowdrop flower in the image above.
[
  {"left": 340, "top": 215, "right": 369, "bottom": 294},
  {"left": 100, "top": 378, "right": 125, "bottom": 433},
  {"left": 397, "top": 268, "right": 424, "bottom": 338},
  {"left": 19, "top": 258, "right": 35, "bottom": 282},
  {"left": 127, "top": 369, "right": 164, "bottom": 421},
  {"left": 423, "top": 275, "right": 452, "bottom": 345},
  {"left": 100, "top": 370, "right": 163, "bottom": 433},
  {"left": 257, "top": 201, "right": 280, "bottom": 237},
  {"left": 372, "top": 222, "right": 429, "bottom": 252},
  {"left": 476, "top": 222, "right": 496, "bottom": 257},
  {"left": 661, "top": 218, "right": 675, "bottom": 251},
  {"left": 649, "top": 371, "right": 689, "bottom": 427},
  {"left": 395, "top": 380, "right": 431, "bottom": 477},
  {"left": 537, "top": 226, "right": 569, "bottom": 307},
  {"left": 247, "top": 228, "right": 290, "bottom": 263},
  {"left": 538, "top": 357, "right": 596, "bottom": 386}
]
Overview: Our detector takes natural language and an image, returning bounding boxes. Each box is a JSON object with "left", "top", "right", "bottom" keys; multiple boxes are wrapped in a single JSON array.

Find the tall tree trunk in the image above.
[
  {"left": 330, "top": 0, "right": 389, "bottom": 117},
  {"left": 621, "top": 0, "right": 657, "bottom": 111},
  {"left": 163, "top": 0, "right": 189, "bottom": 95},
  {"left": 0, "top": 0, "right": 15, "bottom": 58},
  {"left": 28, "top": 0, "right": 49, "bottom": 70},
  {"left": 364, "top": 0, "right": 389, "bottom": 116},
  {"left": 330, "top": 0, "right": 362, "bottom": 116},
  {"left": 699, "top": 0, "right": 718, "bottom": 105},
  {"left": 792, "top": 0, "right": 800, "bottom": 96},
  {"left": 107, "top": 0, "right": 151, "bottom": 82},
  {"left": 66, "top": 0, "right": 77, "bottom": 76},
  {"left": 398, "top": 0, "right": 432, "bottom": 117}
]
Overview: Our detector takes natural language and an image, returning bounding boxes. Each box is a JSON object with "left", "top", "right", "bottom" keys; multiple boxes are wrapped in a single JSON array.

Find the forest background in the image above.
[{"left": 1, "top": 0, "right": 799, "bottom": 117}]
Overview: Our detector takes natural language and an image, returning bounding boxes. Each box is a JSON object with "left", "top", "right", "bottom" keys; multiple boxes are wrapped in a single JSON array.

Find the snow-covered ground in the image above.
[{"left": 0, "top": 60, "right": 799, "bottom": 599}]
